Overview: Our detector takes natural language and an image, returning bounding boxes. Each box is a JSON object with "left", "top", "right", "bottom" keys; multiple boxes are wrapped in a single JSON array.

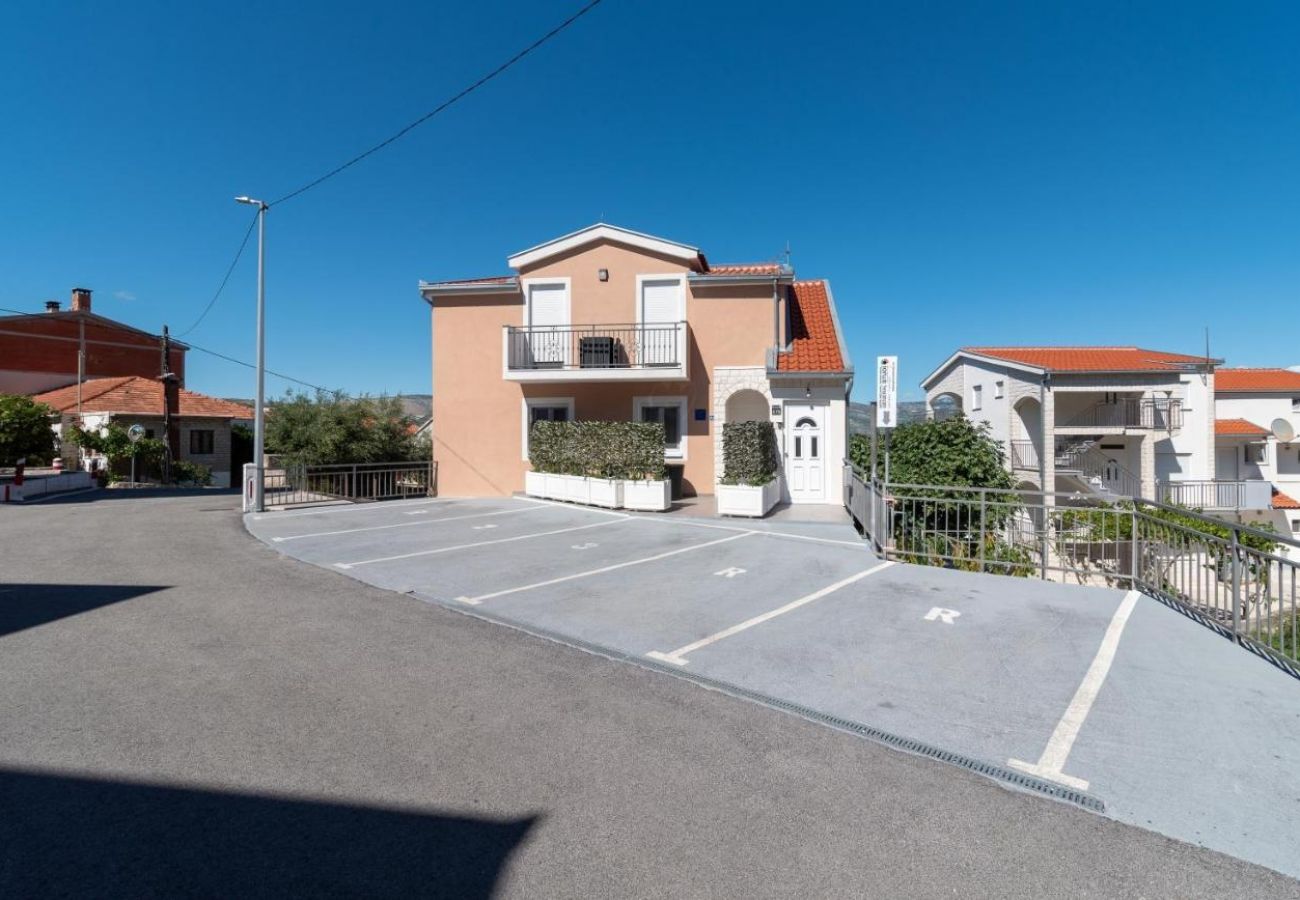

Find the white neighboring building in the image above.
[
  {"left": 1213, "top": 368, "right": 1300, "bottom": 539},
  {"left": 921, "top": 346, "right": 1218, "bottom": 502}
]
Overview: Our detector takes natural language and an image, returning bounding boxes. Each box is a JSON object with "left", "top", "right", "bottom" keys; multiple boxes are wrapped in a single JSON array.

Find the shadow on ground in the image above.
[
  {"left": 29, "top": 487, "right": 241, "bottom": 504},
  {"left": 0, "top": 584, "right": 169, "bottom": 638},
  {"left": 0, "top": 768, "right": 537, "bottom": 898}
]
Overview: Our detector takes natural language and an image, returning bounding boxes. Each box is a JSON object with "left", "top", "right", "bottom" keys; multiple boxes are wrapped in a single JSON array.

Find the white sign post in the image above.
[{"left": 876, "top": 356, "right": 898, "bottom": 428}]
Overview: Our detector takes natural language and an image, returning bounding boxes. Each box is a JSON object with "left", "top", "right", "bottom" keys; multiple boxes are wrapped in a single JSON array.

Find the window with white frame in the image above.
[
  {"left": 634, "top": 396, "right": 687, "bottom": 459},
  {"left": 971, "top": 384, "right": 983, "bottom": 411},
  {"left": 522, "top": 397, "right": 574, "bottom": 460},
  {"left": 1292, "top": 398, "right": 1300, "bottom": 413},
  {"left": 1244, "top": 442, "right": 1267, "bottom": 465},
  {"left": 994, "top": 380, "right": 1004, "bottom": 400}
]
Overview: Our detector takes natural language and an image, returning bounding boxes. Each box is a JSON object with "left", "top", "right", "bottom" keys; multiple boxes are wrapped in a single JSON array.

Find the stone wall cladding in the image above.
[{"left": 712, "top": 367, "right": 772, "bottom": 491}]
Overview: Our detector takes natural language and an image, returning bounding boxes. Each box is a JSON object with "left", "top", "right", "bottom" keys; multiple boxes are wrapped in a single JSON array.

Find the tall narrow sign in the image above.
[{"left": 876, "top": 356, "right": 898, "bottom": 428}]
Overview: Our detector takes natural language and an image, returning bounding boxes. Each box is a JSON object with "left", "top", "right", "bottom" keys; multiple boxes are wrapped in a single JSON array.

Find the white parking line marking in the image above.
[
  {"left": 646, "top": 561, "right": 895, "bottom": 666},
  {"left": 627, "top": 514, "right": 866, "bottom": 548},
  {"left": 715, "top": 567, "right": 746, "bottom": 578},
  {"left": 924, "top": 607, "right": 961, "bottom": 624},
  {"left": 404, "top": 510, "right": 429, "bottom": 516},
  {"left": 334, "top": 519, "right": 618, "bottom": 569},
  {"left": 271, "top": 505, "right": 543, "bottom": 542},
  {"left": 1008, "top": 590, "right": 1140, "bottom": 791},
  {"left": 572, "top": 542, "right": 598, "bottom": 550},
  {"left": 253, "top": 498, "right": 457, "bottom": 520},
  {"left": 471, "top": 524, "right": 499, "bottom": 530},
  {"left": 455, "top": 532, "right": 754, "bottom": 606},
  {"left": 513, "top": 496, "right": 630, "bottom": 519}
]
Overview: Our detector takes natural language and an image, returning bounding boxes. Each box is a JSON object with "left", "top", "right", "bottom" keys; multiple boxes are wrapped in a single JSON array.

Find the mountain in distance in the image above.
[{"left": 848, "top": 400, "right": 927, "bottom": 434}]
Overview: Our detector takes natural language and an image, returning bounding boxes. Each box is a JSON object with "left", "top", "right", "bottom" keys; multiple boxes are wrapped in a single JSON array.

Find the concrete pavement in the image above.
[{"left": 1, "top": 492, "right": 1296, "bottom": 898}]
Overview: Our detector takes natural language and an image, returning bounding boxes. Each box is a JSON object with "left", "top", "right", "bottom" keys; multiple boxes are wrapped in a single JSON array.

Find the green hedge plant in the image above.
[
  {"left": 720, "top": 421, "right": 778, "bottom": 486},
  {"left": 529, "top": 420, "right": 666, "bottom": 481}
]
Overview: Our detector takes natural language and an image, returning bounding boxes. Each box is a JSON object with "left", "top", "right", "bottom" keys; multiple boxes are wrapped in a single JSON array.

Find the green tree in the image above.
[
  {"left": 67, "top": 420, "right": 166, "bottom": 475},
  {"left": 265, "top": 391, "right": 424, "bottom": 466},
  {"left": 850, "top": 416, "right": 1014, "bottom": 490},
  {"left": 0, "top": 394, "right": 57, "bottom": 466}
]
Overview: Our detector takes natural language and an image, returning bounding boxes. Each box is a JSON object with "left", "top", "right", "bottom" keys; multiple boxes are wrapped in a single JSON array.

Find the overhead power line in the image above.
[
  {"left": 176, "top": 209, "right": 260, "bottom": 337},
  {"left": 267, "top": 0, "right": 605, "bottom": 207}
]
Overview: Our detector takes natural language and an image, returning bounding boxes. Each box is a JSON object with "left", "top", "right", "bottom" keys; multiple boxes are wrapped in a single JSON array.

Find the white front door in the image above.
[{"left": 785, "top": 404, "right": 825, "bottom": 502}]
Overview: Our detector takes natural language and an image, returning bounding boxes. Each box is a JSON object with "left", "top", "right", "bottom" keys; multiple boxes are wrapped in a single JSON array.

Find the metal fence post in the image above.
[
  {"left": 978, "top": 490, "right": 987, "bottom": 574},
  {"left": 1230, "top": 526, "right": 1242, "bottom": 644},
  {"left": 1129, "top": 505, "right": 1140, "bottom": 590}
]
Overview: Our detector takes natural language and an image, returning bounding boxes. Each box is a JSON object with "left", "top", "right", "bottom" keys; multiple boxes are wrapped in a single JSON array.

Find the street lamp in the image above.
[{"left": 236, "top": 196, "right": 268, "bottom": 512}]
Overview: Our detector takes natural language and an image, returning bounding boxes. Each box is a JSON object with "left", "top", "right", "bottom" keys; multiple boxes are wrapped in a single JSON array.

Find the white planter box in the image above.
[
  {"left": 716, "top": 477, "right": 781, "bottom": 518},
  {"left": 622, "top": 479, "right": 671, "bottom": 512},
  {"left": 561, "top": 474, "right": 590, "bottom": 505},
  {"left": 525, "top": 470, "right": 547, "bottom": 499},
  {"left": 586, "top": 477, "right": 624, "bottom": 509},
  {"left": 543, "top": 472, "right": 568, "bottom": 500}
]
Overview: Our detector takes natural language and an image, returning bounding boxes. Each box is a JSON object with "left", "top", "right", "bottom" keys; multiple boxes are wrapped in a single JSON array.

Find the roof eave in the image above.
[
  {"left": 506, "top": 223, "right": 702, "bottom": 270},
  {"left": 687, "top": 273, "right": 795, "bottom": 287}
]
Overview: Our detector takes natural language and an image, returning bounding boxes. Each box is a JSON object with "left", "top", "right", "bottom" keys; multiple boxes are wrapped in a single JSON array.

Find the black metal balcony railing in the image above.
[
  {"left": 1062, "top": 397, "right": 1183, "bottom": 430},
  {"left": 506, "top": 322, "right": 683, "bottom": 371}
]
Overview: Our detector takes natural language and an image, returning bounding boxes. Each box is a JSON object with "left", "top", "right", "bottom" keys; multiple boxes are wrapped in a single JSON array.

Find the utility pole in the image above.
[
  {"left": 236, "top": 196, "right": 269, "bottom": 512},
  {"left": 160, "top": 325, "right": 175, "bottom": 483}
]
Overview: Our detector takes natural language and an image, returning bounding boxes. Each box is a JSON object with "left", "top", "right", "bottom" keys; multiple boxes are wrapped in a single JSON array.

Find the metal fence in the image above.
[
  {"left": 263, "top": 461, "right": 436, "bottom": 508},
  {"left": 1157, "top": 479, "right": 1273, "bottom": 511},
  {"left": 843, "top": 464, "right": 1300, "bottom": 678},
  {"left": 1061, "top": 397, "right": 1183, "bottom": 430}
]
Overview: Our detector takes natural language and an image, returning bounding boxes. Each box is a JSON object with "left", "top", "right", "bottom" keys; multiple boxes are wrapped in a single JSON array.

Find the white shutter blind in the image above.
[
  {"left": 529, "top": 284, "right": 567, "bottom": 327},
  {"left": 640, "top": 279, "right": 680, "bottom": 324}
]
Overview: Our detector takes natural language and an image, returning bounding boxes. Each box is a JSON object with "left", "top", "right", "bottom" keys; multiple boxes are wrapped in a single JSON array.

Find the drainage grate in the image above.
[{"left": 412, "top": 591, "right": 1105, "bottom": 814}]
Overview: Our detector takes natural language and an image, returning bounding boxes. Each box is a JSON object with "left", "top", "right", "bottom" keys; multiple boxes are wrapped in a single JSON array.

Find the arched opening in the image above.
[
  {"left": 725, "top": 389, "right": 769, "bottom": 424},
  {"left": 930, "top": 392, "right": 962, "bottom": 421},
  {"left": 1011, "top": 397, "right": 1043, "bottom": 471}
]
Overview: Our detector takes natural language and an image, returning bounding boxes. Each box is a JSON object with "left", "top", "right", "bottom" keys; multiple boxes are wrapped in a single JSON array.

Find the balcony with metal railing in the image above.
[
  {"left": 1057, "top": 396, "right": 1183, "bottom": 432},
  {"left": 1158, "top": 479, "right": 1274, "bottom": 510},
  {"left": 502, "top": 322, "right": 688, "bottom": 382},
  {"left": 1009, "top": 439, "right": 1040, "bottom": 471}
]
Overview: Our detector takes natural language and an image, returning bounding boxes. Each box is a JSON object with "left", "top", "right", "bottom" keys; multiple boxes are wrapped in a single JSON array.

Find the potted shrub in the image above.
[
  {"left": 620, "top": 421, "right": 670, "bottom": 512},
  {"left": 716, "top": 421, "right": 781, "bottom": 517}
]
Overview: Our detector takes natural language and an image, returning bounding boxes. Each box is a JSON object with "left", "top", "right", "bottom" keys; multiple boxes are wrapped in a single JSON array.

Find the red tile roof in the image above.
[
  {"left": 705, "top": 262, "right": 783, "bottom": 276},
  {"left": 423, "top": 275, "right": 517, "bottom": 287},
  {"left": 1215, "top": 368, "right": 1300, "bottom": 392},
  {"left": 1273, "top": 489, "right": 1300, "bottom": 511},
  {"left": 775, "top": 280, "right": 846, "bottom": 373},
  {"left": 1215, "top": 418, "right": 1270, "bottom": 437},
  {"left": 964, "top": 346, "right": 1210, "bottom": 373},
  {"left": 34, "top": 376, "right": 253, "bottom": 419}
]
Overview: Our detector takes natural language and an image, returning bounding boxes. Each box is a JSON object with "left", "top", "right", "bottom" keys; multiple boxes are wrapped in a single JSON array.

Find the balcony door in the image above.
[
  {"left": 526, "top": 280, "right": 569, "bottom": 368},
  {"left": 637, "top": 276, "right": 682, "bottom": 367}
]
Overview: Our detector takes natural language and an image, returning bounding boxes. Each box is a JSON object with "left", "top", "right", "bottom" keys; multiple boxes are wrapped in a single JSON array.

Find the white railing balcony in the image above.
[
  {"left": 1158, "top": 479, "right": 1273, "bottom": 510},
  {"left": 503, "top": 322, "right": 688, "bottom": 382}
]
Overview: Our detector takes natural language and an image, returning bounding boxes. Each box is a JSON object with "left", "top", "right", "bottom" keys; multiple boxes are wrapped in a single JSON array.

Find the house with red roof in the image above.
[
  {"left": 34, "top": 376, "right": 252, "bottom": 488},
  {"left": 419, "top": 224, "right": 852, "bottom": 504},
  {"left": 922, "top": 346, "right": 1219, "bottom": 504},
  {"left": 922, "top": 349, "right": 1300, "bottom": 541}
]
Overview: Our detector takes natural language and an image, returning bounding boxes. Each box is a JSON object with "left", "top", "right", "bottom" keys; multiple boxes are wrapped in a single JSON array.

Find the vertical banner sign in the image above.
[{"left": 876, "top": 356, "right": 898, "bottom": 428}]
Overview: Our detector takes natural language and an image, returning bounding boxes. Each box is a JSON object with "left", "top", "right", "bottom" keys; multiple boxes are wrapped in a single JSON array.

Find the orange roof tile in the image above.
[
  {"left": 963, "top": 346, "right": 1212, "bottom": 373},
  {"left": 423, "top": 275, "right": 517, "bottom": 287},
  {"left": 706, "top": 262, "right": 784, "bottom": 276},
  {"left": 34, "top": 376, "right": 253, "bottom": 419},
  {"left": 1273, "top": 489, "right": 1300, "bottom": 510},
  {"left": 1215, "top": 368, "right": 1300, "bottom": 392},
  {"left": 1215, "top": 418, "right": 1270, "bottom": 437},
  {"left": 775, "top": 280, "right": 846, "bottom": 373}
]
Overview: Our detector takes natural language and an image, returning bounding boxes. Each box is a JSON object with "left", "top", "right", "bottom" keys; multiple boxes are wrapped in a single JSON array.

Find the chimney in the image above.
[
  {"left": 71, "top": 287, "right": 92, "bottom": 312},
  {"left": 44, "top": 300, "right": 61, "bottom": 313}
]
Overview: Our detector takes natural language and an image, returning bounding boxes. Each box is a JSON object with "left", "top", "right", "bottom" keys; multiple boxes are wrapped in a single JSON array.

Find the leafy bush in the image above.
[
  {"left": 0, "top": 394, "right": 56, "bottom": 466},
  {"left": 720, "top": 421, "right": 778, "bottom": 486},
  {"left": 529, "top": 420, "right": 665, "bottom": 480},
  {"left": 68, "top": 421, "right": 166, "bottom": 468},
  {"left": 171, "top": 460, "right": 213, "bottom": 486},
  {"left": 266, "top": 391, "right": 425, "bottom": 466}
]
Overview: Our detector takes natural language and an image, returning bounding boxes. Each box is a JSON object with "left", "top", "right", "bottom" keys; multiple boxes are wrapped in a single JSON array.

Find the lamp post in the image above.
[{"left": 235, "top": 196, "right": 268, "bottom": 512}]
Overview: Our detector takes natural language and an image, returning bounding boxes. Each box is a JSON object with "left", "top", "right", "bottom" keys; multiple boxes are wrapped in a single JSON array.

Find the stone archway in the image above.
[
  {"left": 930, "top": 392, "right": 962, "bottom": 421},
  {"left": 725, "top": 389, "right": 769, "bottom": 424},
  {"left": 1012, "top": 396, "right": 1043, "bottom": 471}
]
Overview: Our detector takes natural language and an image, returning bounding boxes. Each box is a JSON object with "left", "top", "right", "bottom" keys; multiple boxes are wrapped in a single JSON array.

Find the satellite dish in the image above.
[{"left": 1272, "top": 418, "right": 1296, "bottom": 443}]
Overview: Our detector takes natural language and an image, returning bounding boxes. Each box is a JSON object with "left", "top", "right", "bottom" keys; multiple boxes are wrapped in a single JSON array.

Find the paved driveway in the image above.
[{"left": 249, "top": 495, "right": 1300, "bottom": 880}]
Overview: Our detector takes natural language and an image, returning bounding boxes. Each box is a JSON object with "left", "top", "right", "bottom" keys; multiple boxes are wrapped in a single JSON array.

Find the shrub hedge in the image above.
[
  {"left": 529, "top": 420, "right": 666, "bottom": 480},
  {"left": 721, "top": 421, "right": 778, "bottom": 486}
]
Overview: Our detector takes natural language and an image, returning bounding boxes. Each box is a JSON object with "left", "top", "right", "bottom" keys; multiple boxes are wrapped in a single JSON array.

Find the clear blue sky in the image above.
[{"left": 3, "top": 1, "right": 1297, "bottom": 402}]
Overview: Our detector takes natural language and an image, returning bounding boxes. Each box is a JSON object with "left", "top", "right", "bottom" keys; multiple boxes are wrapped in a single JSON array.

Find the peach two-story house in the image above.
[{"left": 419, "top": 224, "right": 852, "bottom": 506}]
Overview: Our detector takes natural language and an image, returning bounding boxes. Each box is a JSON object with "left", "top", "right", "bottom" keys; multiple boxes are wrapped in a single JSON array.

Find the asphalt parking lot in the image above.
[{"left": 247, "top": 496, "right": 1300, "bottom": 879}]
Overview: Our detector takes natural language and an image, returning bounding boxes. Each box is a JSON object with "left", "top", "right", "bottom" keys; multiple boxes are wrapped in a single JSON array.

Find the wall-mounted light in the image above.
[
  {"left": 805, "top": 384, "right": 812, "bottom": 399},
  {"left": 598, "top": 268, "right": 609, "bottom": 282}
]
